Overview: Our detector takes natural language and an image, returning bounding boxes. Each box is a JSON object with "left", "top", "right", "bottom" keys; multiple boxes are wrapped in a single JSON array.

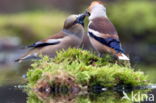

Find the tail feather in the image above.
[
  {"left": 116, "top": 53, "right": 130, "bottom": 61},
  {"left": 15, "top": 54, "right": 41, "bottom": 63},
  {"left": 14, "top": 59, "right": 22, "bottom": 63}
]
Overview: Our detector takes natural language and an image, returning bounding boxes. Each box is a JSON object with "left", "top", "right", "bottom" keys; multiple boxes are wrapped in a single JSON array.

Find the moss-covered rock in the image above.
[{"left": 26, "top": 48, "right": 150, "bottom": 103}]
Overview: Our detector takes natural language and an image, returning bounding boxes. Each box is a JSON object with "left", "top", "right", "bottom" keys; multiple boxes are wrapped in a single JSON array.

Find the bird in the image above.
[
  {"left": 15, "top": 13, "right": 87, "bottom": 62},
  {"left": 86, "top": 1, "right": 130, "bottom": 61}
]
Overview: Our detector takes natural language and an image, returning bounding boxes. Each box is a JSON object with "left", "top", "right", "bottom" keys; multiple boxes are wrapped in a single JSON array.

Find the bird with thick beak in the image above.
[
  {"left": 86, "top": 1, "right": 130, "bottom": 61},
  {"left": 15, "top": 13, "right": 86, "bottom": 62}
]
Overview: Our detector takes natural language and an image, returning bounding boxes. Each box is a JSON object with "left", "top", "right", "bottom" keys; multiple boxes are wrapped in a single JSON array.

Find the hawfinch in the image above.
[
  {"left": 15, "top": 13, "right": 86, "bottom": 62},
  {"left": 86, "top": 1, "right": 130, "bottom": 60}
]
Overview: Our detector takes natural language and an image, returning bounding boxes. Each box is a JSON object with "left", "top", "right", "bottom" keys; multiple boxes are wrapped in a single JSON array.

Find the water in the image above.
[{"left": 0, "top": 85, "right": 27, "bottom": 103}]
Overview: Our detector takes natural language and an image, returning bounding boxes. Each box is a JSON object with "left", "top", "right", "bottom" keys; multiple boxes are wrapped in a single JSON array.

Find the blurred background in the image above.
[{"left": 0, "top": 0, "right": 156, "bottom": 103}]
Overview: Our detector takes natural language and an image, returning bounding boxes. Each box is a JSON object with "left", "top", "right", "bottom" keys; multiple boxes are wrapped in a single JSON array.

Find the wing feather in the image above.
[
  {"left": 88, "top": 32, "right": 124, "bottom": 53},
  {"left": 89, "top": 17, "right": 118, "bottom": 39},
  {"left": 27, "top": 32, "right": 66, "bottom": 48}
]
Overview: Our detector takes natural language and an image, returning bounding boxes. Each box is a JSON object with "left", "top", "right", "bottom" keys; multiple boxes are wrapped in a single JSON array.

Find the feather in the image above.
[
  {"left": 89, "top": 17, "right": 118, "bottom": 35},
  {"left": 27, "top": 40, "right": 60, "bottom": 48}
]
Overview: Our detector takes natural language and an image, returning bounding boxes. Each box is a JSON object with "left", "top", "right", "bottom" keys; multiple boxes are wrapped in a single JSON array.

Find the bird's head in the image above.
[
  {"left": 86, "top": 1, "right": 107, "bottom": 19},
  {"left": 63, "top": 13, "right": 87, "bottom": 38},
  {"left": 63, "top": 13, "right": 87, "bottom": 29}
]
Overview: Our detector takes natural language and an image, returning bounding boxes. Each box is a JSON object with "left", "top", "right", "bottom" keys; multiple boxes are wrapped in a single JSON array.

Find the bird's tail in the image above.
[
  {"left": 15, "top": 52, "right": 41, "bottom": 63},
  {"left": 14, "top": 55, "right": 29, "bottom": 63},
  {"left": 15, "top": 55, "right": 41, "bottom": 63},
  {"left": 14, "top": 58, "right": 23, "bottom": 63},
  {"left": 116, "top": 53, "right": 130, "bottom": 61}
]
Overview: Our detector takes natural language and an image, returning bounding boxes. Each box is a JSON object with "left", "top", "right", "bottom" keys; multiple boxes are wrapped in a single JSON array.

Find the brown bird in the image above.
[
  {"left": 86, "top": 1, "right": 130, "bottom": 60},
  {"left": 15, "top": 13, "right": 86, "bottom": 62}
]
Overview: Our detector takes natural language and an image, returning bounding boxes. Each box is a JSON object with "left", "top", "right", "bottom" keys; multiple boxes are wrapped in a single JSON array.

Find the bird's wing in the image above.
[
  {"left": 88, "top": 31, "right": 124, "bottom": 53},
  {"left": 88, "top": 17, "right": 124, "bottom": 53},
  {"left": 89, "top": 17, "right": 119, "bottom": 38},
  {"left": 27, "top": 32, "right": 66, "bottom": 48}
]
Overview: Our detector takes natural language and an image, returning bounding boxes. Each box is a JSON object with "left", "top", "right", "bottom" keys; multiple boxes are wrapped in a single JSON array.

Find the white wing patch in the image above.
[
  {"left": 46, "top": 39, "right": 62, "bottom": 43},
  {"left": 88, "top": 28, "right": 101, "bottom": 36},
  {"left": 28, "top": 39, "right": 62, "bottom": 48}
]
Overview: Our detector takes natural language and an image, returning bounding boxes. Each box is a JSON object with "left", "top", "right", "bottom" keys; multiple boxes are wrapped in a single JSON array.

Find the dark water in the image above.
[{"left": 0, "top": 85, "right": 27, "bottom": 103}]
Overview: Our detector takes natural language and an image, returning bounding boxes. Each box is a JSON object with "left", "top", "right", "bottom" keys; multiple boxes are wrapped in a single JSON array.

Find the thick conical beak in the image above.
[
  {"left": 75, "top": 12, "right": 88, "bottom": 26},
  {"left": 85, "top": 10, "right": 90, "bottom": 16}
]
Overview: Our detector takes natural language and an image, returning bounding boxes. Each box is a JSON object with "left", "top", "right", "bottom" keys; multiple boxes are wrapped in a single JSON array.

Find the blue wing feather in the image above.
[{"left": 89, "top": 32, "right": 124, "bottom": 53}]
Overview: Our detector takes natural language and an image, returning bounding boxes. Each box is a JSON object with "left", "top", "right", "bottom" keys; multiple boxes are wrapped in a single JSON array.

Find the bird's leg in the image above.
[
  {"left": 98, "top": 52, "right": 104, "bottom": 58},
  {"left": 115, "top": 60, "right": 119, "bottom": 64}
]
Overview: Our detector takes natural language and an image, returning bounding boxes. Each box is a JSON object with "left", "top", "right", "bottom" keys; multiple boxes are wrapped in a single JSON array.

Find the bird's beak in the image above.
[
  {"left": 86, "top": 10, "right": 90, "bottom": 16},
  {"left": 75, "top": 12, "right": 88, "bottom": 26}
]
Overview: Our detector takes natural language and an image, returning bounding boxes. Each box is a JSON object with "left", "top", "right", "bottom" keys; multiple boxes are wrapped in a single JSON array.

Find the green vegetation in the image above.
[
  {"left": 108, "top": 1, "right": 156, "bottom": 44},
  {"left": 26, "top": 48, "right": 150, "bottom": 103},
  {"left": 0, "top": 10, "right": 68, "bottom": 44}
]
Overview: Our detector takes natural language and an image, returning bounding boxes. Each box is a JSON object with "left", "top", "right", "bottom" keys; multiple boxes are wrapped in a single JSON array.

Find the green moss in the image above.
[
  {"left": 27, "top": 94, "right": 42, "bottom": 103},
  {"left": 27, "top": 48, "right": 149, "bottom": 87}
]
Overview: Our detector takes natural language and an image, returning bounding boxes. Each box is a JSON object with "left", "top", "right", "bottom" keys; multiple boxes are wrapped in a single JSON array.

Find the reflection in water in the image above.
[{"left": 26, "top": 85, "right": 153, "bottom": 103}]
